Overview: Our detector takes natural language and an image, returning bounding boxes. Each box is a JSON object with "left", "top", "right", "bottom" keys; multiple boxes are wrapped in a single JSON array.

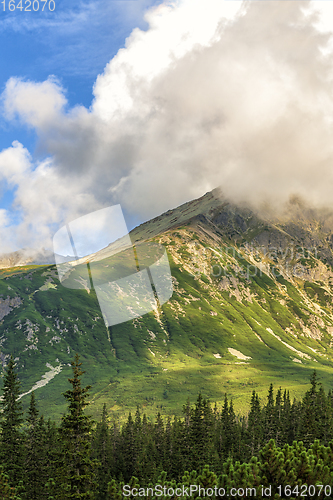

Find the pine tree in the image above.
[
  {"left": 134, "top": 414, "right": 157, "bottom": 485},
  {"left": 189, "top": 394, "right": 214, "bottom": 472},
  {"left": 44, "top": 418, "right": 62, "bottom": 500},
  {"left": 299, "top": 370, "right": 320, "bottom": 446},
  {"left": 153, "top": 412, "right": 165, "bottom": 471},
  {"left": 281, "top": 390, "right": 291, "bottom": 445},
  {"left": 220, "top": 393, "right": 230, "bottom": 459},
  {"left": 106, "top": 479, "right": 122, "bottom": 500},
  {"left": 164, "top": 416, "right": 172, "bottom": 476},
  {"left": 92, "top": 404, "right": 113, "bottom": 500},
  {"left": 274, "top": 387, "right": 283, "bottom": 445},
  {"left": 259, "top": 439, "right": 285, "bottom": 486},
  {"left": 228, "top": 399, "right": 240, "bottom": 460},
  {"left": 108, "top": 420, "right": 120, "bottom": 479},
  {"left": 219, "top": 393, "right": 239, "bottom": 462},
  {"left": 0, "top": 466, "right": 21, "bottom": 499},
  {"left": 120, "top": 412, "right": 136, "bottom": 481},
  {"left": 59, "top": 353, "right": 96, "bottom": 499},
  {"left": 246, "top": 390, "right": 263, "bottom": 458},
  {"left": 316, "top": 383, "right": 330, "bottom": 444},
  {"left": 0, "top": 355, "right": 24, "bottom": 488},
  {"left": 170, "top": 416, "right": 187, "bottom": 479},
  {"left": 264, "top": 384, "right": 275, "bottom": 442},
  {"left": 23, "top": 392, "right": 47, "bottom": 500}
]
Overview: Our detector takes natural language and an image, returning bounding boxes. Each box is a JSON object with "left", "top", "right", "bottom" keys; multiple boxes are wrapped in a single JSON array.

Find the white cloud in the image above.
[
  {"left": 92, "top": 0, "right": 242, "bottom": 119},
  {"left": 3, "top": 77, "right": 67, "bottom": 129},
  {"left": 0, "top": 141, "right": 100, "bottom": 253},
  {"left": 0, "top": 140, "right": 31, "bottom": 186},
  {"left": 2, "top": 0, "right": 333, "bottom": 254}
]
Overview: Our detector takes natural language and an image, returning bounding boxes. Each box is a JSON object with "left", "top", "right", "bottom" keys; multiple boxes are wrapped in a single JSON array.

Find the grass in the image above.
[{"left": 0, "top": 224, "right": 333, "bottom": 424}]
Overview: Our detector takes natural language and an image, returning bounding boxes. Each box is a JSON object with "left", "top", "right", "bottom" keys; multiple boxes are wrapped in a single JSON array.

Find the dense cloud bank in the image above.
[{"left": 1, "top": 0, "right": 333, "bottom": 254}]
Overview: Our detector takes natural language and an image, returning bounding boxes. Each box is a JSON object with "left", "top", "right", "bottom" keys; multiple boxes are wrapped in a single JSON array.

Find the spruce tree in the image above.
[
  {"left": 189, "top": 394, "right": 214, "bottom": 472},
  {"left": 120, "top": 412, "right": 136, "bottom": 480},
  {"left": 44, "top": 418, "right": 62, "bottom": 500},
  {"left": 109, "top": 420, "right": 120, "bottom": 479},
  {"left": 228, "top": 399, "right": 240, "bottom": 460},
  {"left": 246, "top": 390, "right": 262, "bottom": 458},
  {"left": 170, "top": 416, "right": 187, "bottom": 479},
  {"left": 220, "top": 393, "right": 230, "bottom": 459},
  {"left": 153, "top": 412, "right": 165, "bottom": 471},
  {"left": 23, "top": 392, "right": 46, "bottom": 500},
  {"left": 0, "top": 355, "right": 24, "bottom": 488},
  {"left": 281, "top": 389, "right": 291, "bottom": 445},
  {"left": 299, "top": 370, "right": 319, "bottom": 446},
  {"left": 59, "top": 353, "right": 96, "bottom": 499},
  {"left": 164, "top": 416, "right": 172, "bottom": 476},
  {"left": 92, "top": 404, "right": 113, "bottom": 500},
  {"left": 264, "top": 384, "right": 275, "bottom": 442},
  {"left": 134, "top": 415, "right": 157, "bottom": 485}
]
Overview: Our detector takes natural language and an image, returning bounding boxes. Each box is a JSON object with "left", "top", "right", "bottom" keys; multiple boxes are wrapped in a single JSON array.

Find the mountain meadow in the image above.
[
  {"left": 2, "top": 189, "right": 333, "bottom": 496},
  {"left": 1, "top": 189, "right": 333, "bottom": 420},
  {"left": 1, "top": 354, "right": 333, "bottom": 499}
]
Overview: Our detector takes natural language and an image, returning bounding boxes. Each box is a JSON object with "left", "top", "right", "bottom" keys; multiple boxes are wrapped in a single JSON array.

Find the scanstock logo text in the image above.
[{"left": 53, "top": 205, "right": 173, "bottom": 328}]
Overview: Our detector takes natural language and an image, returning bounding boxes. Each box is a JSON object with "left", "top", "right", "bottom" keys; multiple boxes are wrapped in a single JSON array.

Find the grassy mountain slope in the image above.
[{"left": 1, "top": 189, "right": 333, "bottom": 421}]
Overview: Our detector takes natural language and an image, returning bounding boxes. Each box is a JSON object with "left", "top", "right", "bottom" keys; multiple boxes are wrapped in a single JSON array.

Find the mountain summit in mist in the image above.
[{"left": 1, "top": 188, "right": 333, "bottom": 420}]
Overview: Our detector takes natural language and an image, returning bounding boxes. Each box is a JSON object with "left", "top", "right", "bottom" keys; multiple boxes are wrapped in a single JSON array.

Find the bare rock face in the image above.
[
  {"left": 0, "top": 296, "right": 22, "bottom": 321},
  {"left": 0, "top": 250, "right": 28, "bottom": 269}
]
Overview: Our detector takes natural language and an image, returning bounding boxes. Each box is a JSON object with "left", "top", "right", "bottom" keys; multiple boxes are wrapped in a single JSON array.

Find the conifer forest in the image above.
[{"left": 1, "top": 356, "right": 333, "bottom": 499}]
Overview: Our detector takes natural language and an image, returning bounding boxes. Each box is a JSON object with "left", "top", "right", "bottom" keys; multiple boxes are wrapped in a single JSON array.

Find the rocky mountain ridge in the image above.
[{"left": 1, "top": 189, "right": 333, "bottom": 420}]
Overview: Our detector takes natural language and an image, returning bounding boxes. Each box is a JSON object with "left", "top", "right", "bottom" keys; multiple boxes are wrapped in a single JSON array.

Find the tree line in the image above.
[{"left": 1, "top": 356, "right": 333, "bottom": 499}]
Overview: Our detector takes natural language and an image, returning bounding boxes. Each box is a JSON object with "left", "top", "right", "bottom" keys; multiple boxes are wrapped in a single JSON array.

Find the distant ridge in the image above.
[{"left": 0, "top": 248, "right": 76, "bottom": 269}]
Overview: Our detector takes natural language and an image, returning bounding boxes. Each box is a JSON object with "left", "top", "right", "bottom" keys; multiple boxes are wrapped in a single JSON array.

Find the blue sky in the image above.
[
  {"left": 1, "top": 0, "right": 333, "bottom": 258},
  {"left": 0, "top": 0, "right": 159, "bottom": 107},
  {"left": 0, "top": 0, "right": 159, "bottom": 213}
]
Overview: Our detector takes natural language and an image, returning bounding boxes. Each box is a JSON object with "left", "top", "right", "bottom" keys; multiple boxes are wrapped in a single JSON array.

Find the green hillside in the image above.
[{"left": 1, "top": 189, "right": 333, "bottom": 421}]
